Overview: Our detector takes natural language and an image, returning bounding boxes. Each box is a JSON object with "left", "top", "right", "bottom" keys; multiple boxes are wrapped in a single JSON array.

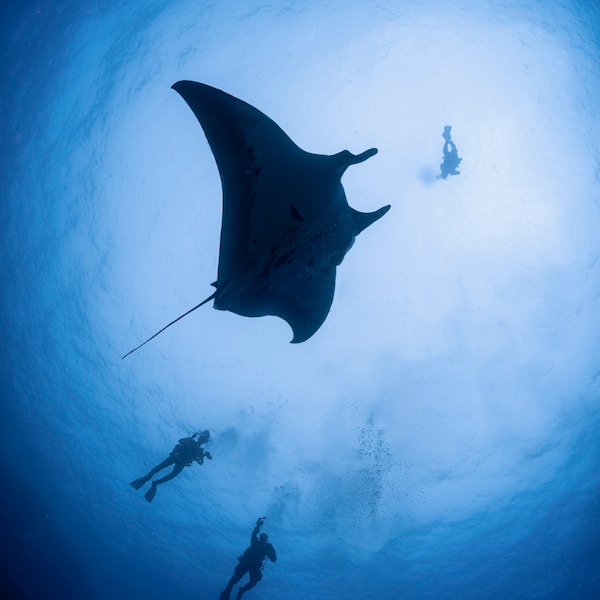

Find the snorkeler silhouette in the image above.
[
  {"left": 437, "top": 125, "right": 462, "bottom": 179},
  {"left": 130, "top": 431, "right": 212, "bottom": 502},
  {"left": 220, "top": 517, "right": 277, "bottom": 600}
]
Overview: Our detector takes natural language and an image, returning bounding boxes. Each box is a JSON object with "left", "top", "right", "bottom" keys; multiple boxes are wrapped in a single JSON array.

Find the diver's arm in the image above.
[
  {"left": 251, "top": 524, "right": 260, "bottom": 543},
  {"left": 268, "top": 544, "right": 277, "bottom": 562},
  {"left": 196, "top": 449, "right": 212, "bottom": 465},
  {"left": 251, "top": 517, "right": 265, "bottom": 543}
]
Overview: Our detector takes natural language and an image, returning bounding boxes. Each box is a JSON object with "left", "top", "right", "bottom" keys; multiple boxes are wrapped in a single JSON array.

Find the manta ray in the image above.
[{"left": 122, "top": 81, "right": 390, "bottom": 358}]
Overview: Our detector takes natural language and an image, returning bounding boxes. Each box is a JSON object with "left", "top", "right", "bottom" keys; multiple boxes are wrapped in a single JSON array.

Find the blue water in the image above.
[{"left": 2, "top": 1, "right": 599, "bottom": 598}]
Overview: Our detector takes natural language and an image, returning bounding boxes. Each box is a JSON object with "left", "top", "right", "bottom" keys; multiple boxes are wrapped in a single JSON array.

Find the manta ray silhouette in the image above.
[{"left": 122, "top": 81, "right": 390, "bottom": 358}]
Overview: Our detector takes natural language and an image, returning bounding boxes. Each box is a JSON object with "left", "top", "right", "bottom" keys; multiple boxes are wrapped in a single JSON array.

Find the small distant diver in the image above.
[
  {"left": 130, "top": 431, "right": 212, "bottom": 503},
  {"left": 220, "top": 517, "right": 277, "bottom": 600},
  {"left": 437, "top": 125, "right": 462, "bottom": 179}
]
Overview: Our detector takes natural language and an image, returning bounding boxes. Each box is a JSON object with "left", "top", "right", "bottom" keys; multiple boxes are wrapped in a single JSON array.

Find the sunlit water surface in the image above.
[{"left": 1, "top": 1, "right": 599, "bottom": 598}]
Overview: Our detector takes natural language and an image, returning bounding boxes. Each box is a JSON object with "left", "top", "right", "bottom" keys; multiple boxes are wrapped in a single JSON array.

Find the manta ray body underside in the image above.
[{"left": 123, "top": 81, "right": 390, "bottom": 358}]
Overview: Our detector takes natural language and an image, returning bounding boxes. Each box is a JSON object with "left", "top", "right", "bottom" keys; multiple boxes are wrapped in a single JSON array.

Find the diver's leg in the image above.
[
  {"left": 219, "top": 578, "right": 235, "bottom": 600},
  {"left": 220, "top": 576, "right": 238, "bottom": 600},
  {"left": 220, "top": 564, "right": 247, "bottom": 600},
  {"left": 235, "top": 580, "right": 257, "bottom": 600},
  {"left": 132, "top": 456, "right": 175, "bottom": 490},
  {"left": 144, "top": 461, "right": 185, "bottom": 501},
  {"left": 152, "top": 462, "right": 185, "bottom": 486},
  {"left": 235, "top": 566, "right": 262, "bottom": 598},
  {"left": 147, "top": 456, "right": 176, "bottom": 477}
]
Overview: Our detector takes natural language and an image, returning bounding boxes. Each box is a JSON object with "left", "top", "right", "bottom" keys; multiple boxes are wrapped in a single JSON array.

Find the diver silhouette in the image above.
[
  {"left": 220, "top": 517, "right": 277, "bottom": 600},
  {"left": 437, "top": 125, "right": 462, "bottom": 179},
  {"left": 130, "top": 431, "right": 212, "bottom": 502}
]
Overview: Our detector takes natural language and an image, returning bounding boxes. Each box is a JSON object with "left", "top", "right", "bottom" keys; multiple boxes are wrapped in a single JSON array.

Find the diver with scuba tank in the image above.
[
  {"left": 220, "top": 517, "right": 277, "bottom": 600},
  {"left": 130, "top": 430, "right": 212, "bottom": 502}
]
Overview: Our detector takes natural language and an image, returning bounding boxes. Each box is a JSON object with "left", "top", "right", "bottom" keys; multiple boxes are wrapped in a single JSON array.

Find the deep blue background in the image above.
[{"left": 2, "top": 1, "right": 599, "bottom": 598}]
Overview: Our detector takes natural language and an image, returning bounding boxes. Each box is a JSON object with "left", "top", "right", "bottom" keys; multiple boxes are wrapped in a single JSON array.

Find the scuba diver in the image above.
[
  {"left": 220, "top": 517, "right": 277, "bottom": 600},
  {"left": 438, "top": 125, "right": 462, "bottom": 179},
  {"left": 130, "top": 431, "right": 212, "bottom": 502}
]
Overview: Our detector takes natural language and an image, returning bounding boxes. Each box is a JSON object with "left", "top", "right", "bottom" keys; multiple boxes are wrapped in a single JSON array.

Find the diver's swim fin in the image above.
[
  {"left": 130, "top": 476, "right": 150, "bottom": 490},
  {"left": 219, "top": 584, "right": 235, "bottom": 600},
  {"left": 144, "top": 483, "right": 157, "bottom": 503}
]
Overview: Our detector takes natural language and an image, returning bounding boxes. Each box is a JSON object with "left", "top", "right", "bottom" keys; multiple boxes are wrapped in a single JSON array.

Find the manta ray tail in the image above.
[{"left": 121, "top": 292, "right": 217, "bottom": 359}]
